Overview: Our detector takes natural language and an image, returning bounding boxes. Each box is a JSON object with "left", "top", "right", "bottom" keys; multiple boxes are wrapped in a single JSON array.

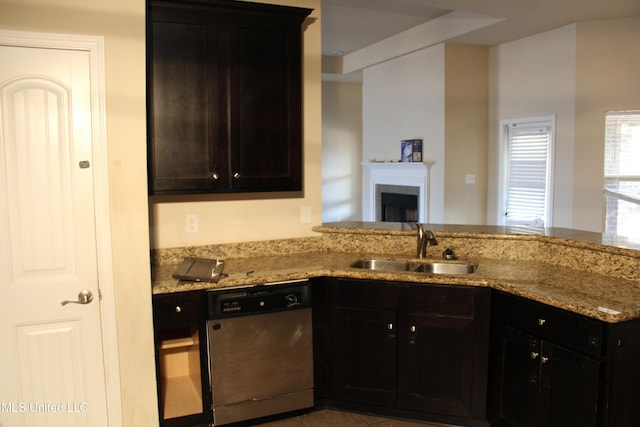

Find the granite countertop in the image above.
[{"left": 152, "top": 250, "right": 640, "bottom": 324}]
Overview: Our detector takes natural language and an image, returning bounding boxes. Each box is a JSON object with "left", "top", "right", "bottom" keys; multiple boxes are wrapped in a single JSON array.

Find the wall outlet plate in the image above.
[{"left": 186, "top": 214, "right": 199, "bottom": 233}]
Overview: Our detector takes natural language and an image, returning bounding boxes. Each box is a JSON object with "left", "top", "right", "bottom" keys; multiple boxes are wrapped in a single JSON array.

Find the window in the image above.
[
  {"left": 604, "top": 111, "right": 640, "bottom": 238},
  {"left": 499, "top": 116, "right": 555, "bottom": 227}
]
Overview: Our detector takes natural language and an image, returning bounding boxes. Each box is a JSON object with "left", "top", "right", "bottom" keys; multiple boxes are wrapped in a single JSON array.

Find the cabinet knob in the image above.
[
  {"left": 387, "top": 323, "right": 394, "bottom": 330},
  {"left": 409, "top": 325, "right": 416, "bottom": 333},
  {"left": 233, "top": 172, "right": 241, "bottom": 179},
  {"left": 530, "top": 351, "right": 539, "bottom": 360},
  {"left": 211, "top": 172, "right": 219, "bottom": 180},
  {"left": 541, "top": 356, "right": 549, "bottom": 364},
  {"left": 175, "top": 306, "right": 182, "bottom": 313},
  {"left": 537, "top": 318, "right": 546, "bottom": 326}
]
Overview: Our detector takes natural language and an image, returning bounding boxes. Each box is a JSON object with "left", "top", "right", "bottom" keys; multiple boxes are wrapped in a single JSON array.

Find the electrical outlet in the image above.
[
  {"left": 186, "top": 214, "right": 199, "bottom": 233},
  {"left": 300, "top": 206, "right": 312, "bottom": 224},
  {"left": 465, "top": 174, "right": 476, "bottom": 184}
]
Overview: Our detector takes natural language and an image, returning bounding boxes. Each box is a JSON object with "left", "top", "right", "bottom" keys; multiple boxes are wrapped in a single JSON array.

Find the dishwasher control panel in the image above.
[{"left": 207, "top": 281, "right": 311, "bottom": 319}]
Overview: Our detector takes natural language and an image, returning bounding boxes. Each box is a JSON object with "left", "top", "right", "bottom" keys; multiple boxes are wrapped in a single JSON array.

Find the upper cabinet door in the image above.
[
  {"left": 147, "top": 0, "right": 311, "bottom": 196},
  {"left": 225, "top": 12, "right": 303, "bottom": 192},
  {"left": 148, "top": 9, "right": 226, "bottom": 194}
]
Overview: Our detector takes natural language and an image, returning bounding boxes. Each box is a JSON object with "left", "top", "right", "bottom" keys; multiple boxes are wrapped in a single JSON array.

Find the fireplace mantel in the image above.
[{"left": 362, "top": 162, "right": 429, "bottom": 223}]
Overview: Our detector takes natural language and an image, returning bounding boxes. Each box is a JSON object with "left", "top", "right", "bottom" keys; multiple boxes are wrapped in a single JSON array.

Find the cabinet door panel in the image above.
[
  {"left": 333, "top": 307, "right": 397, "bottom": 405},
  {"left": 541, "top": 342, "right": 600, "bottom": 427},
  {"left": 227, "top": 14, "right": 302, "bottom": 192},
  {"left": 148, "top": 11, "right": 225, "bottom": 194},
  {"left": 493, "top": 326, "right": 540, "bottom": 427},
  {"left": 403, "top": 313, "right": 474, "bottom": 416}
]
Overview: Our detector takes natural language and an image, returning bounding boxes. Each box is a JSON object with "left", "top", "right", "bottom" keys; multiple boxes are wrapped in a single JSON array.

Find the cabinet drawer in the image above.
[
  {"left": 494, "top": 292, "right": 604, "bottom": 357},
  {"left": 153, "top": 291, "right": 204, "bottom": 326},
  {"left": 408, "top": 284, "right": 475, "bottom": 316},
  {"left": 334, "top": 279, "right": 399, "bottom": 310}
]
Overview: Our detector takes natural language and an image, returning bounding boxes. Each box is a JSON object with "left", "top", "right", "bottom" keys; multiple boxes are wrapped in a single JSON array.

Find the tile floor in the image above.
[{"left": 257, "top": 409, "right": 457, "bottom": 427}]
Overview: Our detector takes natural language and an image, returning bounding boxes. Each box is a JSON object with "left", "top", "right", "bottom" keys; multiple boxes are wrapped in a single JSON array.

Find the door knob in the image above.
[{"left": 61, "top": 290, "right": 94, "bottom": 306}]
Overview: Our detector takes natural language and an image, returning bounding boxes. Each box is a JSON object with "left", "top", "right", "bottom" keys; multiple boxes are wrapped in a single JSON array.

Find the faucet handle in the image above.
[{"left": 443, "top": 248, "right": 457, "bottom": 259}]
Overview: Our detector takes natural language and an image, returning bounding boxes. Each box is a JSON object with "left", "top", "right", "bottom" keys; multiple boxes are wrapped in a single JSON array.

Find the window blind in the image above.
[
  {"left": 505, "top": 125, "right": 551, "bottom": 226},
  {"left": 604, "top": 111, "right": 640, "bottom": 238}
]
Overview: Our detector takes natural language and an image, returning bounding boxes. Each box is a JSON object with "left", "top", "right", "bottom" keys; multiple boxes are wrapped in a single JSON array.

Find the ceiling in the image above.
[{"left": 321, "top": 0, "right": 640, "bottom": 57}]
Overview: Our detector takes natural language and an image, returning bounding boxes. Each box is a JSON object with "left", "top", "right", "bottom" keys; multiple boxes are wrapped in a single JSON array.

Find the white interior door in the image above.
[{"left": 0, "top": 44, "right": 109, "bottom": 426}]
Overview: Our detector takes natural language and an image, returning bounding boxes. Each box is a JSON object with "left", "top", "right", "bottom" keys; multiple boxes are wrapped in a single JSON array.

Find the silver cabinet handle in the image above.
[
  {"left": 541, "top": 356, "right": 549, "bottom": 364},
  {"left": 233, "top": 172, "right": 240, "bottom": 179},
  {"left": 387, "top": 323, "right": 393, "bottom": 330},
  {"left": 410, "top": 325, "right": 416, "bottom": 333},
  {"left": 537, "top": 318, "right": 546, "bottom": 326},
  {"left": 211, "top": 172, "right": 219, "bottom": 180},
  {"left": 531, "top": 352, "right": 539, "bottom": 360},
  {"left": 175, "top": 306, "right": 182, "bottom": 313},
  {"left": 61, "top": 290, "right": 93, "bottom": 306}
]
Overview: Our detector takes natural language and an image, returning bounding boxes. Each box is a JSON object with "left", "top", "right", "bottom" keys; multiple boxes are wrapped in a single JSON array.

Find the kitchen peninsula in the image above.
[
  {"left": 153, "top": 222, "right": 640, "bottom": 322},
  {"left": 151, "top": 222, "right": 640, "bottom": 427}
]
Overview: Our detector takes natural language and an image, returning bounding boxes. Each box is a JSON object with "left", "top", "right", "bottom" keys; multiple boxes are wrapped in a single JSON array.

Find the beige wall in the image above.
[
  {"left": 149, "top": 0, "right": 322, "bottom": 249},
  {"left": 573, "top": 16, "right": 640, "bottom": 231},
  {"left": 444, "top": 43, "right": 489, "bottom": 224},
  {"left": 321, "top": 81, "right": 362, "bottom": 222},
  {"left": 0, "top": 0, "right": 157, "bottom": 424},
  {"left": 489, "top": 17, "right": 640, "bottom": 232},
  {"left": 488, "top": 24, "right": 577, "bottom": 228},
  {"left": 362, "top": 44, "right": 446, "bottom": 223}
]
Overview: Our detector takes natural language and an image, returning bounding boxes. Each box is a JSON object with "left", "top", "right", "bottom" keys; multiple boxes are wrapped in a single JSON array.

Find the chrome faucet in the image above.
[{"left": 415, "top": 224, "right": 438, "bottom": 258}]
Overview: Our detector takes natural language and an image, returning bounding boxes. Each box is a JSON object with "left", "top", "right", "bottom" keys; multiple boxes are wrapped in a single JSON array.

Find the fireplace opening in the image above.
[{"left": 381, "top": 192, "right": 418, "bottom": 222}]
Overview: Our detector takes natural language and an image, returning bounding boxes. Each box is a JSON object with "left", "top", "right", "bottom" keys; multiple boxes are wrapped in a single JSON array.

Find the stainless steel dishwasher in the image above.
[{"left": 206, "top": 280, "right": 314, "bottom": 426}]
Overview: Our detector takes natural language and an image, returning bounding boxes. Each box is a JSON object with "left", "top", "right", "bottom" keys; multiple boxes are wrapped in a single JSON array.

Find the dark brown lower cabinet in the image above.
[
  {"left": 330, "top": 279, "right": 399, "bottom": 406},
  {"left": 490, "top": 291, "right": 640, "bottom": 427},
  {"left": 334, "top": 305, "right": 398, "bottom": 405},
  {"left": 322, "top": 278, "right": 490, "bottom": 426},
  {"left": 491, "top": 325, "right": 600, "bottom": 427},
  {"left": 152, "top": 291, "right": 211, "bottom": 427},
  {"left": 399, "top": 284, "right": 490, "bottom": 419}
]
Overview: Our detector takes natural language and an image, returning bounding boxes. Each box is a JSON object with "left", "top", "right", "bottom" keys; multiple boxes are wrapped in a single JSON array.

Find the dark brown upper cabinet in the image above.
[{"left": 147, "top": 0, "right": 311, "bottom": 195}]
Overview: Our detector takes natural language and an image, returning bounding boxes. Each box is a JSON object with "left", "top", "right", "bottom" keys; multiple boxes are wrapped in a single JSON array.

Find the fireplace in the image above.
[
  {"left": 362, "top": 162, "right": 429, "bottom": 223},
  {"left": 377, "top": 184, "right": 419, "bottom": 222}
]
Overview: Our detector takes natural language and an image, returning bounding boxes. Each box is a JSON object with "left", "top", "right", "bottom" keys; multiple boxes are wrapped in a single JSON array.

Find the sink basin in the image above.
[
  {"left": 349, "top": 259, "right": 477, "bottom": 275},
  {"left": 349, "top": 259, "right": 414, "bottom": 271},
  {"left": 413, "top": 262, "right": 477, "bottom": 275}
]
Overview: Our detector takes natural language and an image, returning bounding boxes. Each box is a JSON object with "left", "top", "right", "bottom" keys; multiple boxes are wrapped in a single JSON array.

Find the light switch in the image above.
[{"left": 465, "top": 174, "right": 476, "bottom": 184}]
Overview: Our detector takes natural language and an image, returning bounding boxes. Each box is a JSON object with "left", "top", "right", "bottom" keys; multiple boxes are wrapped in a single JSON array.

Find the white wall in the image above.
[
  {"left": 488, "top": 24, "right": 577, "bottom": 228},
  {"left": 362, "top": 44, "right": 445, "bottom": 223},
  {"left": 322, "top": 81, "right": 362, "bottom": 222}
]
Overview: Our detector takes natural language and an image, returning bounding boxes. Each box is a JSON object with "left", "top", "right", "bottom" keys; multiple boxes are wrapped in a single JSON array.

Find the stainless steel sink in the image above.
[
  {"left": 349, "top": 259, "right": 477, "bottom": 275},
  {"left": 413, "top": 262, "right": 477, "bottom": 275},
  {"left": 349, "top": 259, "right": 414, "bottom": 271}
]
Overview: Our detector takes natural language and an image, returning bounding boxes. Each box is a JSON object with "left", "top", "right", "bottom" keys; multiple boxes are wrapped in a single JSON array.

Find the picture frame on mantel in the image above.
[{"left": 401, "top": 139, "right": 423, "bottom": 162}]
